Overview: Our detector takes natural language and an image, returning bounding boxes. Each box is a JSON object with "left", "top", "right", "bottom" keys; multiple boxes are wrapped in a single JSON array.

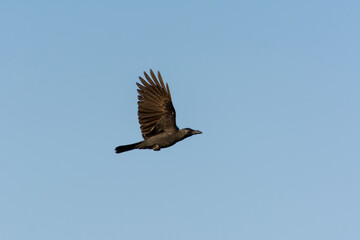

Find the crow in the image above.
[{"left": 115, "top": 69, "right": 202, "bottom": 154}]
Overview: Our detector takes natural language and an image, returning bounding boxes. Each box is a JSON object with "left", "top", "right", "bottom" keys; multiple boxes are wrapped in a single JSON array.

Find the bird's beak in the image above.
[{"left": 192, "top": 130, "right": 202, "bottom": 135}]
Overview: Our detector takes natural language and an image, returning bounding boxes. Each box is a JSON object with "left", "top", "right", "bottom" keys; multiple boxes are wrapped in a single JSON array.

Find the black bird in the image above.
[{"left": 115, "top": 69, "right": 202, "bottom": 154}]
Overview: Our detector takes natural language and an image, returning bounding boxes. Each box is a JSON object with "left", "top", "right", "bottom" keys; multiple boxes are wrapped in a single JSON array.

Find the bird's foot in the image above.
[{"left": 152, "top": 144, "right": 161, "bottom": 151}]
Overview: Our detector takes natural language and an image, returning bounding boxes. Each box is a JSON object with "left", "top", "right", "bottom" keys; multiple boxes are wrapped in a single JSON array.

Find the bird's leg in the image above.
[{"left": 152, "top": 144, "right": 161, "bottom": 151}]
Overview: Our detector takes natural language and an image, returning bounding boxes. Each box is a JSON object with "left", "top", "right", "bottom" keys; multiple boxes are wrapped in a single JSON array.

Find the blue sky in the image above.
[{"left": 1, "top": 1, "right": 360, "bottom": 239}]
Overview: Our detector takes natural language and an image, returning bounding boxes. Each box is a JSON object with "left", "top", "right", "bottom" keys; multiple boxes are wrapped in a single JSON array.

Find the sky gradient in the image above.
[{"left": 1, "top": 1, "right": 360, "bottom": 239}]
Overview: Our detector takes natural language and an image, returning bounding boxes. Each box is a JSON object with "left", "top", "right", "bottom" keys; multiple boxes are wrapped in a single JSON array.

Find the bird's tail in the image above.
[{"left": 115, "top": 141, "right": 141, "bottom": 154}]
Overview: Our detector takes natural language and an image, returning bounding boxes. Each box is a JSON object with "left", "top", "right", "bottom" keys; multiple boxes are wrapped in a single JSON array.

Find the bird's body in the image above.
[{"left": 115, "top": 70, "right": 201, "bottom": 154}]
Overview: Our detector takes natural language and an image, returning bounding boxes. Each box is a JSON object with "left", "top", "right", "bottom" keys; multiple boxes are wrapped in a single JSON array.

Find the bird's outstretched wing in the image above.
[{"left": 137, "top": 69, "right": 178, "bottom": 139}]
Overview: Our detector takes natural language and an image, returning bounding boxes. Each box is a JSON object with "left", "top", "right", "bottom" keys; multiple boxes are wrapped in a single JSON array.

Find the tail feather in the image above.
[{"left": 115, "top": 142, "right": 141, "bottom": 154}]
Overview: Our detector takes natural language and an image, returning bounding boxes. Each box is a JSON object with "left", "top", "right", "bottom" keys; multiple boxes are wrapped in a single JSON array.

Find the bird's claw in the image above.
[{"left": 152, "top": 144, "right": 160, "bottom": 151}]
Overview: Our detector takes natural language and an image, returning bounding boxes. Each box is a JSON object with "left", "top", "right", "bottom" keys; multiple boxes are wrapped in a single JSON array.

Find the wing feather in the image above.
[{"left": 137, "top": 69, "right": 178, "bottom": 139}]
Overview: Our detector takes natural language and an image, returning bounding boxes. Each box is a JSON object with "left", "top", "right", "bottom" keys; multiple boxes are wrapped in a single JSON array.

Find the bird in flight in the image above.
[{"left": 115, "top": 69, "right": 202, "bottom": 154}]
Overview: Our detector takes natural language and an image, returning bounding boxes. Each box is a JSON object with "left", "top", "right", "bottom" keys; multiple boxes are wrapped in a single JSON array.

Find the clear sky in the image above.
[{"left": 1, "top": 1, "right": 360, "bottom": 239}]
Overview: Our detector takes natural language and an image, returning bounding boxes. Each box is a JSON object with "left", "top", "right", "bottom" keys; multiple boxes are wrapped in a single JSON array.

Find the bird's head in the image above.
[{"left": 181, "top": 128, "right": 202, "bottom": 138}]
